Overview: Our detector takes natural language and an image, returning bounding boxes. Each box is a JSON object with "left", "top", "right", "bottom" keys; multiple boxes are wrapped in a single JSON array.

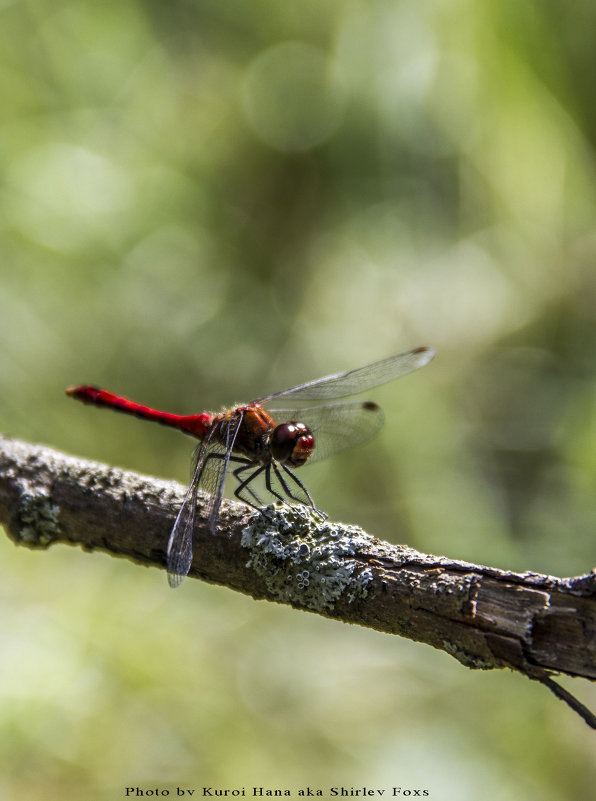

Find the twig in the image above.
[{"left": 1, "top": 433, "right": 595, "bottom": 727}]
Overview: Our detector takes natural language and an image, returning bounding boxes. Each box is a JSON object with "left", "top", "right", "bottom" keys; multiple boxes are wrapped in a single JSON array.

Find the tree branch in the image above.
[{"left": 1, "top": 433, "right": 595, "bottom": 727}]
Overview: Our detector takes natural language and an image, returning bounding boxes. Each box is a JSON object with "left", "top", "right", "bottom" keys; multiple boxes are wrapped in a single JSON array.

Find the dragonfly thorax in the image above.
[{"left": 269, "top": 422, "right": 314, "bottom": 467}]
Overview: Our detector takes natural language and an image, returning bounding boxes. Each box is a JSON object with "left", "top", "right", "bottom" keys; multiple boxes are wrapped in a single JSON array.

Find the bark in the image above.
[{"left": 1, "top": 433, "right": 595, "bottom": 727}]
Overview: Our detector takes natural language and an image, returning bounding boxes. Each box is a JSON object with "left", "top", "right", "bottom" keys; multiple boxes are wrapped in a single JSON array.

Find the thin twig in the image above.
[{"left": 534, "top": 673, "right": 596, "bottom": 730}]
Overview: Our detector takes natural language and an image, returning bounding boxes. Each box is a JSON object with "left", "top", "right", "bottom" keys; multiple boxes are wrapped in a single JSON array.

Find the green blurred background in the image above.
[{"left": 1, "top": 0, "right": 596, "bottom": 798}]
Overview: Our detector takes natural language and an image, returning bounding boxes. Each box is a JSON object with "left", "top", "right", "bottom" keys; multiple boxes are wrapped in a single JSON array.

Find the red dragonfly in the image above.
[{"left": 67, "top": 345, "right": 434, "bottom": 587}]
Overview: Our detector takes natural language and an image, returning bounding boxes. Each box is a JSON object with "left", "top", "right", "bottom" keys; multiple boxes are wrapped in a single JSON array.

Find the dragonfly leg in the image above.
[
  {"left": 233, "top": 463, "right": 268, "bottom": 509},
  {"left": 232, "top": 461, "right": 264, "bottom": 506},
  {"left": 278, "top": 463, "right": 328, "bottom": 521},
  {"left": 195, "top": 450, "right": 264, "bottom": 510},
  {"left": 263, "top": 463, "right": 294, "bottom": 506},
  {"left": 270, "top": 461, "right": 309, "bottom": 506}
]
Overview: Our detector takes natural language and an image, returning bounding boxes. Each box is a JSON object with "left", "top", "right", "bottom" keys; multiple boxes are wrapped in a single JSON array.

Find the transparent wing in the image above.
[
  {"left": 258, "top": 346, "right": 435, "bottom": 402},
  {"left": 265, "top": 400, "right": 385, "bottom": 464},
  {"left": 166, "top": 413, "right": 243, "bottom": 588},
  {"left": 203, "top": 413, "right": 244, "bottom": 534},
  {"left": 166, "top": 444, "right": 204, "bottom": 588}
]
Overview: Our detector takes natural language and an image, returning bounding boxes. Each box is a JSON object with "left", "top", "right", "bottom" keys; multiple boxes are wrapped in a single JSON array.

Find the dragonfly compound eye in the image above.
[{"left": 270, "top": 422, "right": 315, "bottom": 466}]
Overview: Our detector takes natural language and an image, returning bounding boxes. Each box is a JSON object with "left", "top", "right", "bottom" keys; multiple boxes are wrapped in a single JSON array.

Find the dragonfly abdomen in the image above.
[{"left": 65, "top": 386, "right": 212, "bottom": 439}]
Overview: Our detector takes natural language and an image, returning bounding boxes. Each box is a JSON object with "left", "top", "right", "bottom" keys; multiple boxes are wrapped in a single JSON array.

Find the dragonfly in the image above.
[{"left": 66, "top": 345, "right": 435, "bottom": 587}]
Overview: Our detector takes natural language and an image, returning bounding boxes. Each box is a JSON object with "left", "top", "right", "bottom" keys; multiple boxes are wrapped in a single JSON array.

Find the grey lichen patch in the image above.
[
  {"left": 16, "top": 482, "right": 61, "bottom": 548},
  {"left": 241, "top": 504, "right": 374, "bottom": 612}
]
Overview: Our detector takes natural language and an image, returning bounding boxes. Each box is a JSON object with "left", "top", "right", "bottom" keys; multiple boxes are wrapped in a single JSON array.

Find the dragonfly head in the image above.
[{"left": 270, "top": 422, "right": 315, "bottom": 467}]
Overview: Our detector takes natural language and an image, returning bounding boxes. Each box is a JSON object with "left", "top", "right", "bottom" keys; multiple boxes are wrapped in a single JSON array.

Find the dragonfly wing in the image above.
[
  {"left": 265, "top": 400, "right": 385, "bottom": 464},
  {"left": 203, "top": 412, "right": 244, "bottom": 534},
  {"left": 167, "top": 440, "right": 206, "bottom": 588},
  {"left": 259, "top": 346, "right": 434, "bottom": 402},
  {"left": 166, "top": 413, "right": 243, "bottom": 587}
]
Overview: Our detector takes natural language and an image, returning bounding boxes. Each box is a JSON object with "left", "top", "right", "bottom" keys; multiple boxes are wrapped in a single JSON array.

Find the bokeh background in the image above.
[{"left": 1, "top": 1, "right": 596, "bottom": 798}]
